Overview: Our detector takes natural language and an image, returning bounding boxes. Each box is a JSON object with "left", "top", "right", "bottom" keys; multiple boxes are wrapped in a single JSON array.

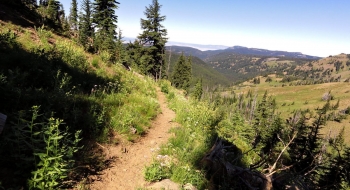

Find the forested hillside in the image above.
[
  {"left": 165, "top": 51, "right": 231, "bottom": 87},
  {"left": 166, "top": 45, "right": 321, "bottom": 60},
  {"left": 167, "top": 45, "right": 320, "bottom": 83}
]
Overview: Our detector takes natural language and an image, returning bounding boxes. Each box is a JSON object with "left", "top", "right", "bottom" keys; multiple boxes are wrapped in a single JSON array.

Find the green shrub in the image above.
[
  {"left": 92, "top": 57, "right": 99, "bottom": 68},
  {"left": 144, "top": 156, "right": 173, "bottom": 182},
  {"left": 0, "top": 29, "right": 17, "bottom": 47},
  {"left": 161, "top": 83, "right": 169, "bottom": 94},
  {"left": 99, "top": 50, "right": 112, "bottom": 64}
]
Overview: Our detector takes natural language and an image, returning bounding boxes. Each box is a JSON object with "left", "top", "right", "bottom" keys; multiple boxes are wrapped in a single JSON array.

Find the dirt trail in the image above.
[{"left": 89, "top": 88, "right": 177, "bottom": 190}]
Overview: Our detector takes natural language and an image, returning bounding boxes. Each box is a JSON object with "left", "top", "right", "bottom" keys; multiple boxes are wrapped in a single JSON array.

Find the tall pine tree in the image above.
[
  {"left": 78, "top": 0, "right": 93, "bottom": 50},
  {"left": 45, "top": 0, "right": 64, "bottom": 28},
  {"left": 138, "top": 0, "right": 167, "bottom": 80},
  {"left": 92, "top": 0, "right": 119, "bottom": 57},
  {"left": 69, "top": 0, "right": 78, "bottom": 32}
]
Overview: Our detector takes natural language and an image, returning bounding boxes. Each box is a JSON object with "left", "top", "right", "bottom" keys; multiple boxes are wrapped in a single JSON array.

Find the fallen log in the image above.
[{"left": 201, "top": 138, "right": 272, "bottom": 190}]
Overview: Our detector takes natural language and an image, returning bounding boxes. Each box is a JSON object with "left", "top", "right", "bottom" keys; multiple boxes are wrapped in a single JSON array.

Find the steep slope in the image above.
[{"left": 0, "top": 7, "right": 161, "bottom": 189}]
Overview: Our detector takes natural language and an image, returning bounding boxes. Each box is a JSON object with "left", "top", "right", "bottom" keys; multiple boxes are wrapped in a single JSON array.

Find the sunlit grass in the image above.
[{"left": 231, "top": 75, "right": 350, "bottom": 143}]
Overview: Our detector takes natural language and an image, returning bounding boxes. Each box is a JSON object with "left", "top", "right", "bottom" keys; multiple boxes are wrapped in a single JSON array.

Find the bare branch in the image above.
[{"left": 267, "top": 132, "right": 297, "bottom": 175}]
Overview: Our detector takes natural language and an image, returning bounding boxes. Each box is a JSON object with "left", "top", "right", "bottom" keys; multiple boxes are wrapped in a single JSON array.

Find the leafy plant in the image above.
[
  {"left": 160, "top": 82, "right": 169, "bottom": 94},
  {"left": 29, "top": 117, "right": 82, "bottom": 189},
  {"left": 144, "top": 157, "right": 172, "bottom": 182},
  {"left": 0, "top": 106, "right": 82, "bottom": 189}
]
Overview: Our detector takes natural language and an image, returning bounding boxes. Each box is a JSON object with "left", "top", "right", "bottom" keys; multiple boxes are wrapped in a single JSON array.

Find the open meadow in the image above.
[{"left": 230, "top": 74, "right": 350, "bottom": 143}]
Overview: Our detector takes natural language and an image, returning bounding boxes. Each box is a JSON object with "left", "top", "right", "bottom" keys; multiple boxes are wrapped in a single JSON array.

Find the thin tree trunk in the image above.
[{"left": 167, "top": 46, "right": 171, "bottom": 77}]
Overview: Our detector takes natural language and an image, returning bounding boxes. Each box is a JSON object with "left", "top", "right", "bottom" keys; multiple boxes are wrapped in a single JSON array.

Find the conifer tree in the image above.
[
  {"left": 69, "top": 0, "right": 78, "bottom": 32},
  {"left": 171, "top": 54, "right": 192, "bottom": 92},
  {"left": 138, "top": 0, "right": 167, "bottom": 80},
  {"left": 115, "top": 29, "right": 127, "bottom": 65},
  {"left": 92, "top": 0, "right": 119, "bottom": 56},
  {"left": 61, "top": 13, "right": 70, "bottom": 35},
  {"left": 78, "top": 0, "right": 93, "bottom": 50},
  {"left": 193, "top": 78, "right": 203, "bottom": 101},
  {"left": 126, "top": 40, "right": 142, "bottom": 69},
  {"left": 44, "top": 0, "right": 64, "bottom": 28}
]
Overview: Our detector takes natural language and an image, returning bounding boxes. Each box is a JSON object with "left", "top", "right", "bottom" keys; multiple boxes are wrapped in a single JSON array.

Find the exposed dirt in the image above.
[{"left": 88, "top": 88, "right": 178, "bottom": 190}]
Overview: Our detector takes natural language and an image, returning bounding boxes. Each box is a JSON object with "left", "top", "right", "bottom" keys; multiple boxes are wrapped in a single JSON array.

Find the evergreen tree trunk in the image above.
[{"left": 69, "top": 0, "right": 78, "bottom": 32}]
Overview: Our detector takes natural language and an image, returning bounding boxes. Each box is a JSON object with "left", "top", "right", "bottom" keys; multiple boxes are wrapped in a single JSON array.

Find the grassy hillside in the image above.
[
  {"left": 229, "top": 74, "right": 350, "bottom": 143},
  {"left": 288, "top": 53, "right": 350, "bottom": 82},
  {"left": 0, "top": 19, "right": 159, "bottom": 188},
  {"left": 205, "top": 52, "right": 312, "bottom": 82}
]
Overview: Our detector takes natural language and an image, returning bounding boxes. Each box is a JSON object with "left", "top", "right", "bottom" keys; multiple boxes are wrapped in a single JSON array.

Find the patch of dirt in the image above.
[{"left": 87, "top": 88, "right": 178, "bottom": 190}]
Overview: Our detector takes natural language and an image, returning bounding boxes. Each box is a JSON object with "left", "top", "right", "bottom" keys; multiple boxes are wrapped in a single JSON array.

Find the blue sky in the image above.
[{"left": 60, "top": 0, "right": 350, "bottom": 57}]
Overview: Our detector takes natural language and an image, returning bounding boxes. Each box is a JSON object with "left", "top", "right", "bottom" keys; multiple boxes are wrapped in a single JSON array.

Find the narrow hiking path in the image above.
[{"left": 88, "top": 87, "right": 178, "bottom": 190}]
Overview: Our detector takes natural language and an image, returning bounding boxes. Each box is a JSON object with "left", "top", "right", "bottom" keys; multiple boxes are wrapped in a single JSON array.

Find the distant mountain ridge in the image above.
[
  {"left": 226, "top": 46, "right": 321, "bottom": 59},
  {"left": 166, "top": 45, "right": 321, "bottom": 60},
  {"left": 123, "top": 37, "right": 321, "bottom": 59}
]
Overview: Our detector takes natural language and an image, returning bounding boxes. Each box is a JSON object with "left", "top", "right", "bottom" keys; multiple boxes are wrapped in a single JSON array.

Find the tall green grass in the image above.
[
  {"left": 0, "top": 23, "right": 160, "bottom": 188},
  {"left": 144, "top": 81, "right": 221, "bottom": 189}
]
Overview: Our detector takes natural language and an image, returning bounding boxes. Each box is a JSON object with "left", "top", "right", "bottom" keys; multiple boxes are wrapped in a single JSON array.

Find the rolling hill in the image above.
[
  {"left": 166, "top": 45, "right": 321, "bottom": 60},
  {"left": 287, "top": 53, "right": 350, "bottom": 83},
  {"left": 166, "top": 45, "right": 322, "bottom": 83}
]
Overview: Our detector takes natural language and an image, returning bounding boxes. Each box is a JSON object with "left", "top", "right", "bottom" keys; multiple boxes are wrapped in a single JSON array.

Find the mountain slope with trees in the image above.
[
  {"left": 165, "top": 51, "right": 232, "bottom": 87},
  {"left": 286, "top": 53, "right": 350, "bottom": 83},
  {"left": 166, "top": 45, "right": 321, "bottom": 60},
  {"left": 166, "top": 45, "right": 320, "bottom": 83}
]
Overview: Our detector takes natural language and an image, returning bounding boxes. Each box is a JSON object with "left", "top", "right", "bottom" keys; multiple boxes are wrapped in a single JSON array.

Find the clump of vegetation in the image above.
[{"left": 322, "top": 91, "right": 334, "bottom": 101}]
